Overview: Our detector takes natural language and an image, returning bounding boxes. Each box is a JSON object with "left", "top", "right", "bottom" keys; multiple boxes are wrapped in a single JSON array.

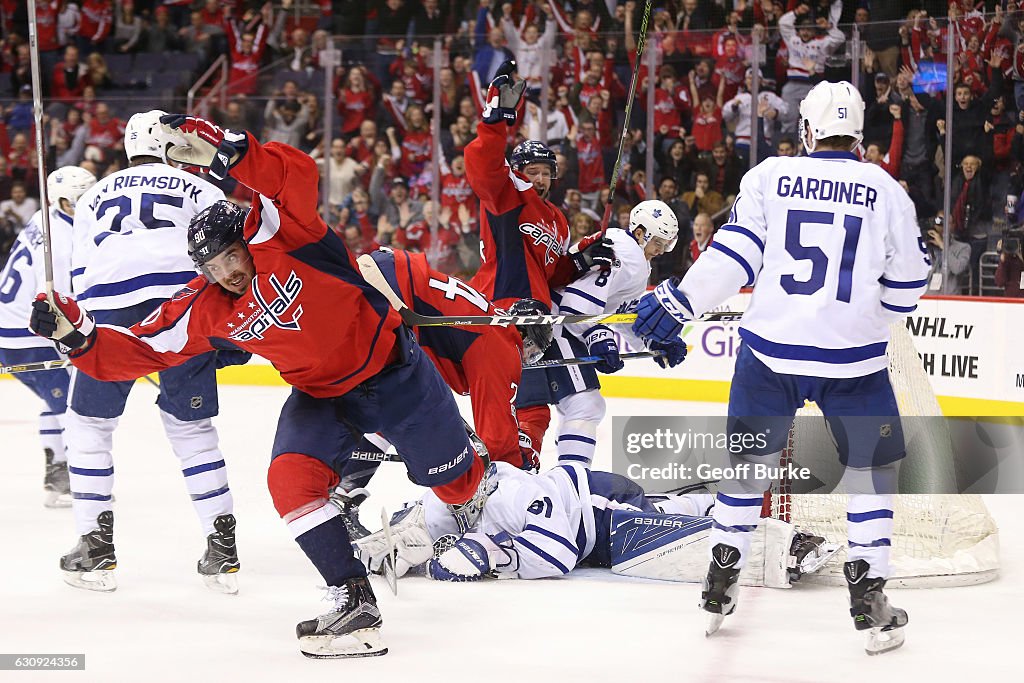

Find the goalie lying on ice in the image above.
[{"left": 355, "top": 462, "right": 838, "bottom": 587}]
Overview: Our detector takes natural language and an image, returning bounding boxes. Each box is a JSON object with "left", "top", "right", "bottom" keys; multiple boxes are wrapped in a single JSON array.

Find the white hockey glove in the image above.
[
  {"left": 354, "top": 502, "right": 435, "bottom": 578},
  {"left": 427, "top": 532, "right": 520, "bottom": 581},
  {"left": 159, "top": 114, "right": 248, "bottom": 180}
]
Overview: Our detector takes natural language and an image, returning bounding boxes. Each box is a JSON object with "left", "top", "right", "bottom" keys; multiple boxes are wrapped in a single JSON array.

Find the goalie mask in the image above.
[
  {"left": 188, "top": 200, "right": 247, "bottom": 282},
  {"left": 798, "top": 80, "right": 864, "bottom": 154},
  {"left": 629, "top": 200, "right": 679, "bottom": 251},
  {"left": 508, "top": 298, "right": 554, "bottom": 365}
]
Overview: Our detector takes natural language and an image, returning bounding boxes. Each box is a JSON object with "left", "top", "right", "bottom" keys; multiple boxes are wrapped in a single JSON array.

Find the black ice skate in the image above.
[
  {"left": 329, "top": 487, "right": 372, "bottom": 540},
  {"left": 701, "top": 543, "right": 742, "bottom": 637},
  {"left": 198, "top": 514, "right": 240, "bottom": 595},
  {"left": 845, "top": 559, "right": 909, "bottom": 655},
  {"left": 43, "top": 448, "right": 71, "bottom": 509},
  {"left": 296, "top": 577, "right": 387, "bottom": 658},
  {"left": 60, "top": 510, "right": 117, "bottom": 592}
]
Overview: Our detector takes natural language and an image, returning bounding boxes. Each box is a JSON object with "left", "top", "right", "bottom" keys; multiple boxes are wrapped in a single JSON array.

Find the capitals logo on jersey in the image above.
[
  {"left": 228, "top": 271, "right": 304, "bottom": 342},
  {"left": 519, "top": 219, "right": 567, "bottom": 266}
]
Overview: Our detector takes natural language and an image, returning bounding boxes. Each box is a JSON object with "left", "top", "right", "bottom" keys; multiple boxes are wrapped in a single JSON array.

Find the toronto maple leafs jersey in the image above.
[
  {"left": 71, "top": 163, "right": 224, "bottom": 312},
  {"left": 676, "top": 151, "right": 929, "bottom": 378},
  {"left": 422, "top": 461, "right": 596, "bottom": 579},
  {"left": 553, "top": 227, "right": 651, "bottom": 351},
  {"left": 0, "top": 208, "right": 74, "bottom": 349}
]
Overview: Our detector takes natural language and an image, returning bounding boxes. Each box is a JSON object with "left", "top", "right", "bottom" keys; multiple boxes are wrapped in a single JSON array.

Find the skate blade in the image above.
[
  {"left": 201, "top": 571, "right": 239, "bottom": 595},
  {"left": 299, "top": 628, "right": 388, "bottom": 659},
  {"left": 865, "top": 626, "right": 905, "bottom": 655},
  {"left": 43, "top": 491, "right": 72, "bottom": 509},
  {"left": 62, "top": 569, "right": 116, "bottom": 592},
  {"left": 705, "top": 613, "right": 725, "bottom": 637}
]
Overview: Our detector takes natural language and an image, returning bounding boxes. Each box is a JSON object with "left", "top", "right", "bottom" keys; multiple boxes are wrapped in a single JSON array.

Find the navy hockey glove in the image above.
[
  {"left": 584, "top": 325, "right": 624, "bottom": 374},
  {"left": 650, "top": 339, "right": 687, "bottom": 368},
  {"left": 571, "top": 234, "right": 616, "bottom": 274},
  {"left": 632, "top": 278, "right": 693, "bottom": 344},
  {"left": 427, "top": 535, "right": 493, "bottom": 581},
  {"left": 482, "top": 60, "right": 526, "bottom": 125},
  {"left": 30, "top": 292, "right": 95, "bottom": 353},
  {"left": 159, "top": 114, "right": 248, "bottom": 180}
]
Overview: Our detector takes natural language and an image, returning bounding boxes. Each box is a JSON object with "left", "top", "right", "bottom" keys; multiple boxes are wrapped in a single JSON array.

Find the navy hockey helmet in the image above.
[
  {"left": 510, "top": 140, "right": 558, "bottom": 179},
  {"left": 188, "top": 200, "right": 247, "bottom": 279},
  {"left": 508, "top": 298, "right": 554, "bottom": 365}
]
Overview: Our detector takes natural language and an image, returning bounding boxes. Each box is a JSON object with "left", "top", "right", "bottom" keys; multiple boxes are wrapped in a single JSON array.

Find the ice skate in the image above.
[
  {"left": 43, "top": 448, "right": 72, "bottom": 509},
  {"left": 60, "top": 510, "right": 117, "bottom": 592},
  {"left": 296, "top": 577, "right": 387, "bottom": 658},
  {"left": 329, "top": 487, "right": 372, "bottom": 540},
  {"left": 447, "top": 459, "right": 496, "bottom": 534},
  {"left": 700, "top": 543, "right": 742, "bottom": 636},
  {"left": 845, "top": 560, "right": 908, "bottom": 655},
  {"left": 198, "top": 514, "right": 240, "bottom": 595}
]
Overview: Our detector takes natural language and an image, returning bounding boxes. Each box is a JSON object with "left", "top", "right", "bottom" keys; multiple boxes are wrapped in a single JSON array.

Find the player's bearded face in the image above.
[
  {"left": 205, "top": 243, "right": 256, "bottom": 296},
  {"left": 522, "top": 164, "right": 552, "bottom": 199}
]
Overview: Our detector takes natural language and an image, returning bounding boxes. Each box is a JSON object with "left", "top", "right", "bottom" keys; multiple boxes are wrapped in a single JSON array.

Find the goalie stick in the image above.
[{"left": 355, "top": 252, "right": 741, "bottom": 327}]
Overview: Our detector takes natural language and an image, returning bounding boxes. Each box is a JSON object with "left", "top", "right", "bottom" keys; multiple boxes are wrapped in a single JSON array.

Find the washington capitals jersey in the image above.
[
  {"left": 68, "top": 136, "right": 403, "bottom": 398},
  {"left": 0, "top": 209, "right": 74, "bottom": 349},
  {"left": 466, "top": 121, "right": 572, "bottom": 310},
  {"left": 369, "top": 248, "right": 523, "bottom": 464},
  {"left": 676, "top": 151, "right": 929, "bottom": 378},
  {"left": 554, "top": 227, "right": 651, "bottom": 351},
  {"left": 71, "top": 163, "right": 224, "bottom": 312},
  {"left": 422, "top": 461, "right": 596, "bottom": 579}
]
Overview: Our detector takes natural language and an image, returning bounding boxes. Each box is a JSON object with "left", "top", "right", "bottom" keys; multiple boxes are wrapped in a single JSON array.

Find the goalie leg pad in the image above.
[{"left": 609, "top": 509, "right": 712, "bottom": 579}]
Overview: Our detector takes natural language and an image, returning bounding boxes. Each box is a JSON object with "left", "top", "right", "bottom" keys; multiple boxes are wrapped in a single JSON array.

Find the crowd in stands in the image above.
[{"left": 1, "top": 1, "right": 1023, "bottom": 297}]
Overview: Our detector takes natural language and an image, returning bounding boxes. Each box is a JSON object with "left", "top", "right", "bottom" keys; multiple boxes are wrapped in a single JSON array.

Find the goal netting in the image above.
[{"left": 766, "top": 322, "right": 1000, "bottom": 588}]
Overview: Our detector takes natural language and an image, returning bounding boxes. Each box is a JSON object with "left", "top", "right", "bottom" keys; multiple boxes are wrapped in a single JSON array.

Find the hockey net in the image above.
[{"left": 765, "top": 322, "right": 1000, "bottom": 588}]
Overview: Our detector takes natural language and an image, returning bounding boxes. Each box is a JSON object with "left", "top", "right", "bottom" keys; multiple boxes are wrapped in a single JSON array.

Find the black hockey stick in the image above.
[
  {"left": 524, "top": 350, "right": 664, "bottom": 369},
  {"left": 598, "top": 0, "right": 653, "bottom": 237}
]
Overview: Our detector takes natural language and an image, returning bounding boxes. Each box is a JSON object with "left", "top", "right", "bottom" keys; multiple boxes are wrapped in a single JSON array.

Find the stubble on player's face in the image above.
[
  {"left": 206, "top": 243, "right": 256, "bottom": 296},
  {"left": 522, "top": 164, "right": 552, "bottom": 200}
]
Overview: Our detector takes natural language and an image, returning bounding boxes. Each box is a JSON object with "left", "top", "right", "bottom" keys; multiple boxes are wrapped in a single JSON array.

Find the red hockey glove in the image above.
[
  {"left": 30, "top": 292, "right": 95, "bottom": 353},
  {"left": 518, "top": 430, "right": 540, "bottom": 472},
  {"left": 160, "top": 114, "right": 248, "bottom": 180}
]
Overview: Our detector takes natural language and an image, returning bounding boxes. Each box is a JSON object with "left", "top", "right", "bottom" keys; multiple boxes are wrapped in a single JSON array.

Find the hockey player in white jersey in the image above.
[
  {"left": 0, "top": 166, "right": 95, "bottom": 507},
  {"left": 355, "top": 462, "right": 836, "bottom": 586},
  {"left": 515, "top": 200, "right": 688, "bottom": 469},
  {"left": 632, "top": 82, "right": 927, "bottom": 654},
  {"left": 59, "top": 111, "right": 245, "bottom": 593}
]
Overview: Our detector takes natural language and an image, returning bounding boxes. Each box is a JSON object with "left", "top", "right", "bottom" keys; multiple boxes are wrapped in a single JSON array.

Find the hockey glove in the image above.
[
  {"left": 650, "top": 339, "right": 687, "bottom": 368},
  {"left": 518, "top": 430, "right": 541, "bottom": 473},
  {"left": 584, "top": 325, "right": 624, "bottom": 374},
  {"left": 632, "top": 278, "right": 694, "bottom": 344},
  {"left": 159, "top": 114, "right": 248, "bottom": 180},
  {"left": 571, "top": 234, "right": 616, "bottom": 275},
  {"left": 427, "top": 535, "right": 494, "bottom": 581},
  {"left": 30, "top": 292, "right": 95, "bottom": 353},
  {"left": 482, "top": 60, "right": 526, "bottom": 125}
]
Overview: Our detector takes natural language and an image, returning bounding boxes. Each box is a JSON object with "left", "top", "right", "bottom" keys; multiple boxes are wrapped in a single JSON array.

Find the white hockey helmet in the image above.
[
  {"left": 124, "top": 109, "right": 185, "bottom": 161},
  {"left": 798, "top": 80, "right": 864, "bottom": 154},
  {"left": 46, "top": 166, "right": 97, "bottom": 212},
  {"left": 629, "top": 200, "right": 678, "bottom": 251}
]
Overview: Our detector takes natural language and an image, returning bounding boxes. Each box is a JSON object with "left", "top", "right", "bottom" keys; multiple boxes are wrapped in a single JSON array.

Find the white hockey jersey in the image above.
[
  {"left": 0, "top": 208, "right": 74, "bottom": 349},
  {"left": 677, "top": 151, "right": 929, "bottom": 378},
  {"left": 723, "top": 90, "right": 789, "bottom": 144},
  {"left": 554, "top": 227, "right": 651, "bottom": 351},
  {"left": 778, "top": 4, "right": 844, "bottom": 80},
  {"left": 422, "top": 462, "right": 597, "bottom": 579},
  {"left": 71, "top": 164, "right": 224, "bottom": 312}
]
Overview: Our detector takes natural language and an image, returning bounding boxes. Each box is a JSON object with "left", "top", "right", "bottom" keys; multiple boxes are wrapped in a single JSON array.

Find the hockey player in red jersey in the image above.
[
  {"left": 466, "top": 60, "right": 614, "bottom": 311},
  {"left": 29, "top": 116, "right": 492, "bottom": 660}
]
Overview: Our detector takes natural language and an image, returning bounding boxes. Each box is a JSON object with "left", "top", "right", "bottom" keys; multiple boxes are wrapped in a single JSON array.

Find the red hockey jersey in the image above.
[
  {"left": 374, "top": 248, "right": 523, "bottom": 465},
  {"left": 465, "top": 120, "right": 572, "bottom": 310},
  {"left": 69, "top": 136, "right": 403, "bottom": 399}
]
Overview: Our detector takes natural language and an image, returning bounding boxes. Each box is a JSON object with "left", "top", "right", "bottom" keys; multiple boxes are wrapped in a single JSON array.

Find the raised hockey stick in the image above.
[
  {"left": 598, "top": 0, "right": 653, "bottom": 237},
  {"left": 27, "top": 0, "right": 55, "bottom": 297}
]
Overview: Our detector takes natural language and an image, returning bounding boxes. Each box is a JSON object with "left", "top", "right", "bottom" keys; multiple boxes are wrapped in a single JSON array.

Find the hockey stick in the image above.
[
  {"left": 598, "top": 0, "right": 653, "bottom": 237},
  {"left": 524, "top": 350, "right": 664, "bottom": 369},
  {"left": 1, "top": 359, "right": 72, "bottom": 375},
  {"left": 26, "top": 0, "right": 55, "bottom": 297}
]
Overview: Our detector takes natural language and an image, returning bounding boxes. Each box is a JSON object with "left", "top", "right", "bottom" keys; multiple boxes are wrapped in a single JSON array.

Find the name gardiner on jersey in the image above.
[
  {"left": 228, "top": 271, "right": 304, "bottom": 342},
  {"left": 776, "top": 176, "right": 878, "bottom": 210},
  {"left": 88, "top": 175, "right": 204, "bottom": 212}
]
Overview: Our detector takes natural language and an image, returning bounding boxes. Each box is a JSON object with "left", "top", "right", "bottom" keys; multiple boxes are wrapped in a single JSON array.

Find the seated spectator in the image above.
[
  {"left": 0, "top": 157, "right": 13, "bottom": 202},
  {"left": 689, "top": 212, "right": 715, "bottom": 265},
  {"left": 113, "top": 0, "right": 143, "bottom": 53},
  {"left": 179, "top": 10, "right": 214, "bottom": 62},
  {"left": 682, "top": 172, "right": 725, "bottom": 217},
  {"left": 84, "top": 102, "right": 125, "bottom": 160},
  {"left": 77, "top": 0, "right": 114, "bottom": 55},
  {"left": 995, "top": 236, "right": 1024, "bottom": 297},
  {"left": 0, "top": 181, "right": 39, "bottom": 235},
  {"left": 85, "top": 52, "right": 113, "bottom": 90},
  {"left": 51, "top": 45, "right": 89, "bottom": 103},
  {"left": 6, "top": 86, "right": 35, "bottom": 135}
]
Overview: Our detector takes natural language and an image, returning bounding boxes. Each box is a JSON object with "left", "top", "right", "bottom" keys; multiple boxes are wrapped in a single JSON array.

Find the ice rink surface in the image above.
[{"left": 1, "top": 380, "right": 1020, "bottom": 683}]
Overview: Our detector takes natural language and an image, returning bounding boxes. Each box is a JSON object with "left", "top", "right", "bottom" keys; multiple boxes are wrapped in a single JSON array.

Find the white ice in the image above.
[{"left": 0, "top": 380, "right": 1020, "bottom": 682}]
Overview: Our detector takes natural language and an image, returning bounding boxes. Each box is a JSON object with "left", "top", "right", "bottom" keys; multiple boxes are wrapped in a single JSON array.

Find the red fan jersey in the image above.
[
  {"left": 465, "top": 120, "right": 572, "bottom": 310},
  {"left": 68, "top": 135, "right": 403, "bottom": 399},
  {"left": 373, "top": 248, "right": 523, "bottom": 465}
]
